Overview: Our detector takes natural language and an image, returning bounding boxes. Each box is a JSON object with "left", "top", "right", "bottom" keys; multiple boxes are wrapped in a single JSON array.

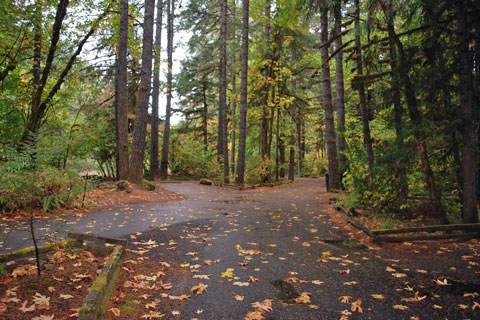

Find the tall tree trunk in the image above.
[
  {"left": 320, "top": 0, "right": 340, "bottom": 190},
  {"left": 129, "top": 0, "right": 155, "bottom": 185},
  {"left": 235, "top": 0, "right": 249, "bottom": 186},
  {"left": 381, "top": 1, "right": 448, "bottom": 223},
  {"left": 279, "top": 115, "right": 285, "bottom": 179},
  {"left": 231, "top": 0, "right": 237, "bottom": 175},
  {"left": 203, "top": 82, "right": 208, "bottom": 152},
  {"left": 150, "top": 0, "right": 163, "bottom": 180},
  {"left": 354, "top": 0, "right": 374, "bottom": 180},
  {"left": 389, "top": 44, "right": 409, "bottom": 200},
  {"left": 219, "top": 0, "right": 229, "bottom": 183},
  {"left": 160, "top": 0, "right": 174, "bottom": 180},
  {"left": 275, "top": 107, "right": 279, "bottom": 182},
  {"left": 288, "top": 72, "right": 297, "bottom": 180},
  {"left": 457, "top": 1, "right": 478, "bottom": 223},
  {"left": 333, "top": 0, "right": 346, "bottom": 180},
  {"left": 261, "top": 2, "right": 271, "bottom": 170},
  {"left": 116, "top": 0, "right": 129, "bottom": 180}
]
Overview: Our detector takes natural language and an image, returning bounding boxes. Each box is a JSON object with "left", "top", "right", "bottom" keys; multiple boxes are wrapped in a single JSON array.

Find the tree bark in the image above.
[
  {"left": 260, "top": 2, "right": 271, "bottom": 177},
  {"left": 231, "top": 0, "right": 237, "bottom": 175},
  {"left": 456, "top": 1, "right": 478, "bottom": 223},
  {"left": 150, "top": 0, "right": 163, "bottom": 180},
  {"left": 235, "top": 0, "right": 249, "bottom": 186},
  {"left": 116, "top": 0, "right": 129, "bottom": 180},
  {"left": 128, "top": 0, "right": 155, "bottom": 185},
  {"left": 320, "top": 0, "right": 340, "bottom": 190},
  {"left": 219, "top": 0, "right": 229, "bottom": 183},
  {"left": 160, "top": 0, "right": 174, "bottom": 180},
  {"left": 333, "top": 0, "right": 346, "bottom": 179},
  {"left": 354, "top": 0, "right": 374, "bottom": 180},
  {"left": 203, "top": 82, "right": 208, "bottom": 152}
]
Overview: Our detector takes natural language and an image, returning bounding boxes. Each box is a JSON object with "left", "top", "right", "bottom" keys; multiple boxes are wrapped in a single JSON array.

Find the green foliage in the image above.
[
  {"left": 169, "top": 132, "right": 221, "bottom": 179},
  {"left": 0, "top": 146, "right": 84, "bottom": 212}
]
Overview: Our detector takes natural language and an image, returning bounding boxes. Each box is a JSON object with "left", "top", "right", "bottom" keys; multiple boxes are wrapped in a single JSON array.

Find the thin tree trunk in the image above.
[
  {"left": 320, "top": 0, "right": 340, "bottom": 190},
  {"left": 116, "top": 0, "right": 129, "bottom": 180},
  {"left": 203, "top": 83, "right": 208, "bottom": 152},
  {"left": 235, "top": 0, "right": 249, "bottom": 186},
  {"left": 231, "top": 0, "right": 237, "bottom": 175},
  {"left": 219, "top": 0, "right": 229, "bottom": 183},
  {"left": 354, "top": 0, "right": 374, "bottom": 180},
  {"left": 289, "top": 72, "right": 297, "bottom": 180},
  {"left": 261, "top": 3, "right": 271, "bottom": 166},
  {"left": 457, "top": 1, "right": 478, "bottom": 223},
  {"left": 160, "top": 0, "right": 174, "bottom": 180},
  {"left": 275, "top": 107, "right": 279, "bottom": 182},
  {"left": 333, "top": 0, "right": 346, "bottom": 179},
  {"left": 279, "top": 114, "right": 285, "bottom": 179},
  {"left": 128, "top": 0, "right": 155, "bottom": 184},
  {"left": 150, "top": 0, "right": 163, "bottom": 180}
]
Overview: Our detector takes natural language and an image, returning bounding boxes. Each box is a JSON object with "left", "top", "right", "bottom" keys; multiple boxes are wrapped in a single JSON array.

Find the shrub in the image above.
[{"left": 0, "top": 167, "right": 84, "bottom": 213}]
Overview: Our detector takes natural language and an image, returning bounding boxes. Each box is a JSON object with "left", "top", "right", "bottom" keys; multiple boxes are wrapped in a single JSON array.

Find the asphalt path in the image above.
[
  {"left": 125, "top": 179, "right": 480, "bottom": 319},
  {"left": 3, "top": 178, "right": 480, "bottom": 319}
]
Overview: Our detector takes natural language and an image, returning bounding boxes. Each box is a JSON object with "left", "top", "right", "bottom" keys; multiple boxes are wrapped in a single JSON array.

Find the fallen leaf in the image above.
[
  {"left": 109, "top": 308, "right": 121, "bottom": 316},
  {"left": 59, "top": 294, "right": 74, "bottom": 300},
  {"left": 19, "top": 300, "right": 36, "bottom": 313},
  {"left": 393, "top": 305, "right": 409, "bottom": 310},
  {"left": 235, "top": 295, "right": 245, "bottom": 301},
  {"left": 392, "top": 273, "right": 407, "bottom": 278},
  {"left": 0, "top": 303, "right": 7, "bottom": 314},
  {"left": 294, "top": 292, "right": 311, "bottom": 304},
  {"left": 336, "top": 269, "right": 351, "bottom": 274},
  {"left": 33, "top": 293, "right": 50, "bottom": 310},
  {"left": 141, "top": 311, "right": 165, "bottom": 318},
  {"left": 233, "top": 281, "right": 250, "bottom": 287},
  {"left": 371, "top": 294, "right": 385, "bottom": 299},
  {"left": 434, "top": 279, "right": 450, "bottom": 286},
  {"left": 433, "top": 305, "right": 443, "bottom": 309},
  {"left": 351, "top": 299, "right": 362, "bottom": 313},
  {"left": 190, "top": 283, "right": 209, "bottom": 295},
  {"left": 339, "top": 296, "right": 352, "bottom": 304}
]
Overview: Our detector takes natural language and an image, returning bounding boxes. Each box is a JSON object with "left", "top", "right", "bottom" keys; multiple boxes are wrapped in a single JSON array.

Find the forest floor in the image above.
[{"left": 1, "top": 178, "right": 480, "bottom": 319}]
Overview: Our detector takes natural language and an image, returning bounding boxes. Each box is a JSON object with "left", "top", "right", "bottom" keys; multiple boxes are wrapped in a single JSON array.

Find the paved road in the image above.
[
  {"left": 117, "top": 179, "right": 480, "bottom": 320},
  {"left": 3, "top": 179, "right": 479, "bottom": 319}
]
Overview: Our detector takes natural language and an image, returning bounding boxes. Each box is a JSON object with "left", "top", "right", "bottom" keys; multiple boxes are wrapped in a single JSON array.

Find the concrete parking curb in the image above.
[{"left": 78, "top": 245, "right": 125, "bottom": 320}]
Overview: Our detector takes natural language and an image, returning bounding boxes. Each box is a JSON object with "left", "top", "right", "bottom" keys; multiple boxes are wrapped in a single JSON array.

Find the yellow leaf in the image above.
[
  {"left": 47, "top": 287, "right": 55, "bottom": 293},
  {"left": 371, "top": 294, "right": 385, "bottom": 299},
  {"left": 433, "top": 305, "right": 443, "bottom": 309},
  {"left": 235, "top": 295, "right": 245, "bottom": 301},
  {"left": 393, "top": 305, "right": 409, "bottom": 310},
  {"left": 59, "top": 294, "right": 73, "bottom": 300}
]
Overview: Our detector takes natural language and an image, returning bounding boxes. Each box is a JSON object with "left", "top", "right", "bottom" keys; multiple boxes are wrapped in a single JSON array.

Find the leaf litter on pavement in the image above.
[{"left": 102, "top": 182, "right": 480, "bottom": 320}]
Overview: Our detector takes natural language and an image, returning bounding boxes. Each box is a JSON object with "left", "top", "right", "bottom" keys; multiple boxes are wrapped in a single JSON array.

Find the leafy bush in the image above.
[
  {"left": 169, "top": 133, "right": 221, "bottom": 179},
  {"left": 0, "top": 168, "right": 84, "bottom": 212},
  {"left": 0, "top": 145, "right": 84, "bottom": 212}
]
